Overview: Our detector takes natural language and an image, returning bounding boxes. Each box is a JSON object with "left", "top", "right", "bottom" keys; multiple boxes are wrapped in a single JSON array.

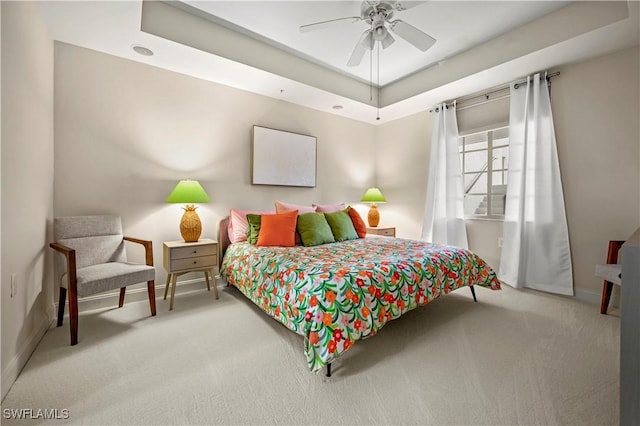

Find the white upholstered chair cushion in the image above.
[
  {"left": 65, "top": 262, "right": 156, "bottom": 298},
  {"left": 595, "top": 263, "right": 622, "bottom": 285}
]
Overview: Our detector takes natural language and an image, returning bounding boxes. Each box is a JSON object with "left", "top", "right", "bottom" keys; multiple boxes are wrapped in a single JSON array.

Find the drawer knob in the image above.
[
  {"left": 193, "top": 250, "right": 197, "bottom": 253},
  {"left": 193, "top": 261, "right": 197, "bottom": 264}
]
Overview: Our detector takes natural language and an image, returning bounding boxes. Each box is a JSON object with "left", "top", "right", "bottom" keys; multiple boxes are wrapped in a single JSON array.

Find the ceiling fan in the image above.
[{"left": 299, "top": 1, "right": 436, "bottom": 67}]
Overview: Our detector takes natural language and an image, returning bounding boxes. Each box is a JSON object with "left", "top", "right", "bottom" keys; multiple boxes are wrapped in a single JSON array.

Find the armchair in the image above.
[{"left": 50, "top": 215, "right": 157, "bottom": 345}]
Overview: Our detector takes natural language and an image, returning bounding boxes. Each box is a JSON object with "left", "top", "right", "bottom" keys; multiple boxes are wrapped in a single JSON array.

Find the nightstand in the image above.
[
  {"left": 163, "top": 238, "right": 219, "bottom": 310},
  {"left": 366, "top": 226, "right": 396, "bottom": 237}
]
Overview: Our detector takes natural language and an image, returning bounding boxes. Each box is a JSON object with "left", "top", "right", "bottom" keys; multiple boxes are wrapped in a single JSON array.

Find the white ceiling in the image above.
[
  {"left": 181, "top": 1, "right": 568, "bottom": 86},
  {"left": 38, "top": 1, "right": 639, "bottom": 124}
]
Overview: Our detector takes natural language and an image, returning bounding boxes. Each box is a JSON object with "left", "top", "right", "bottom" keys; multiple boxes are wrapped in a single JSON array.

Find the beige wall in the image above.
[
  {"left": 377, "top": 45, "right": 640, "bottom": 303},
  {"left": 374, "top": 110, "right": 430, "bottom": 239},
  {"left": 553, "top": 46, "right": 640, "bottom": 301},
  {"left": 1, "top": 1, "right": 54, "bottom": 398},
  {"left": 53, "top": 42, "right": 376, "bottom": 279}
]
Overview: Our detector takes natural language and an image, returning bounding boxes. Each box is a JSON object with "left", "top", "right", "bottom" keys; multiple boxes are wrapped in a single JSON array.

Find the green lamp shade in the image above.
[
  {"left": 166, "top": 180, "right": 211, "bottom": 204},
  {"left": 360, "top": 187, "right": 387, "bottom": 203}
]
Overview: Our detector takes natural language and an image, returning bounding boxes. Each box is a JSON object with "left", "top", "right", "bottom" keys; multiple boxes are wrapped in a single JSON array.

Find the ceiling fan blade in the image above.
[
  {"left": 347, "top": 30, "right": 373, "bottom": 67},
  {"left": 360, "top": 29, "right": 375, "bottom": 50},
  {"left": 391, "top": 1, "right": 427, "bottom": 12},
  {"left": 389, "top": 19, "right": 436, "bottom": 51},
  {"left": 299, "top": 16, "right": 361, "bottom": 33},
  {"left": 381, "top": 31, "right": 395, "bottom": 49}
]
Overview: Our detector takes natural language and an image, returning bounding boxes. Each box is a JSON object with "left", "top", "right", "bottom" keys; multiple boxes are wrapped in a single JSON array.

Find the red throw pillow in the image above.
[
  {"left": 256, "top": 210, "right": 298, "bottom": 247},
  {"left": 347, "top": 207, "right": 367, "bottom": 238}
]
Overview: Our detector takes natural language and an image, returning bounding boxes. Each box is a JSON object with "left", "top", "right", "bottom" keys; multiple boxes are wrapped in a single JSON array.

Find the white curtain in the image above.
[
  {"left": 421, "top": 103, "right": 468, "bottom": 249},
  {"left": 499, "top": 73, "right": 573, "bottom": 295}
]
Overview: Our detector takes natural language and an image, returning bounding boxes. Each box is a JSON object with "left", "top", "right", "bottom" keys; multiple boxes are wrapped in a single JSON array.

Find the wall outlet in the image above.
[
  {"left": 498, "top": 237, "right": 504, "bottom": 248},
  {"left": 10, "top": 273, "right": 17, "bottom": 298}
]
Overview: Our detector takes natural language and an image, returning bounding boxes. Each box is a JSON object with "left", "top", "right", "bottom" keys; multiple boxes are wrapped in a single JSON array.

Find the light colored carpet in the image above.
[{"left": 1, "top": 283, "right": 619, "bottom": 425}]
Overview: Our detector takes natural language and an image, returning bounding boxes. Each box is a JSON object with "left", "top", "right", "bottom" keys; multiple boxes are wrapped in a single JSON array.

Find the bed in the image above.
[{"left": 218, "top": 216, "right": 501, "bottom": 375}]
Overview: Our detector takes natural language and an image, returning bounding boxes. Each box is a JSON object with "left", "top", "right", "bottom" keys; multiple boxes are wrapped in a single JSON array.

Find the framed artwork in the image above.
[{"left": 251, "top": 125, "right": 317, "bottom": 187}]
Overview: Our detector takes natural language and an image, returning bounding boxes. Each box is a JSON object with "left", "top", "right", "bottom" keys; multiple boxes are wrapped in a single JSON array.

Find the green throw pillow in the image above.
[
  {"left": 324, "top": 209, "right": 359, "bottom": 242},
  {"left": 296, "top": 212, "right": 335, "bottom": 247},
  {"left": 246, "top": 214, "right": 262, "bottom": 245}
]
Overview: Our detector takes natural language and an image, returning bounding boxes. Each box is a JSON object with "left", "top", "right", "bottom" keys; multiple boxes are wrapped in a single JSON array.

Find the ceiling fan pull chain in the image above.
[
  {"left": 376, "top": 42, "right": 381, "bottom": 121},
  {"left": 369, "top": 47, "right": 373, "bottom": 101}
]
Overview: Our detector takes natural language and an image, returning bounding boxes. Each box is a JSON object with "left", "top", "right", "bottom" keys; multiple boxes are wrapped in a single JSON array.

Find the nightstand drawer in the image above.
[
  {"left": 376, "top": 228, "right": 395, "bottom": 237},
  {"left": 171, "top": 244, "right": 216, "bottom": 260},
  {"left": 170, "top": 254, "right": 217, "bottom": 271},
  {"left": 367, "top": 226, "right": 396, "bottom": 237}
]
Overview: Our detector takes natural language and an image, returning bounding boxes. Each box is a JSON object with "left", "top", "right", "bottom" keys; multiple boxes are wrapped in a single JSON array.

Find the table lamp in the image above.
[
  {"left": 360, "top": 187, "right": 386, "bottom": 227},
  {"left": 166, "top": 179, "right": 211, "bottom": 242}
]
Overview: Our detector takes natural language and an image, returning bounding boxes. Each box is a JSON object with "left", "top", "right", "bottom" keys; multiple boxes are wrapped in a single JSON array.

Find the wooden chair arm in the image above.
[
  {"left": 49, "top": 241, "right": 77, "bottom": 291},
  {"left": 123, "top": 236, "right": 154, "bottom": 266}
]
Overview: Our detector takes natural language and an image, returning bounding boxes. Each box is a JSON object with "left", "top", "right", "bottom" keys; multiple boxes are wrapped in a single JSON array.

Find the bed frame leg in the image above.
[
  {"left": 470, "top": 286, "right": 477, "bottom": 302},
  {"left": 326, "top": 363, "right": 332, "bottom": 377}
]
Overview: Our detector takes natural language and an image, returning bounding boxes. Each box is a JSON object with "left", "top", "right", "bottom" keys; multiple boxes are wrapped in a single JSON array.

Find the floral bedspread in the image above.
[{"left": 220, "top": 237, "right": 501, "bottom": 372}]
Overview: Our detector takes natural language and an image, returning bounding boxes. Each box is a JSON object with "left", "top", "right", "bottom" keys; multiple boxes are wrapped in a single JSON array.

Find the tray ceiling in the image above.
[{"left": 39, "top": 1, "right": 639, "bottom": 124}]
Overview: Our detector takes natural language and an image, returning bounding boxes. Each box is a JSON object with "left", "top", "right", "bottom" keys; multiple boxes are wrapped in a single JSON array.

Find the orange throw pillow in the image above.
[
  {"left": 256, "top": 210, "right": 298, "bottom": 247},
  {"left": 347, "top": 207, "right": 367, "bottom": 238}
]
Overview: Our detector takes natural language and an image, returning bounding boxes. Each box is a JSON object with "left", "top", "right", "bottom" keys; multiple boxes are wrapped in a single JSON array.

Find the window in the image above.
[{"left": 459, "top": 127, "right": 509, "bottom": 219}]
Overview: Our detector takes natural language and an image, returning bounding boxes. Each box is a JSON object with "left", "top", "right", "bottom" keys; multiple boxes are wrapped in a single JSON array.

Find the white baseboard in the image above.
[
  {"left": 574, "top": 285, "right": 620, "bottom": 308},
  {"left": 58, "top": 275, "right": 218, "bottom": 315},
  {"left": 1, "top": 312, "right": 53, "bottom": 401}
]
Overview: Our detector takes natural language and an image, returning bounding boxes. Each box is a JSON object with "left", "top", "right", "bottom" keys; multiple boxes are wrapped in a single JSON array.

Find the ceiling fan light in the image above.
[{"left": 372, "top": 23, "right": 387, "bottom": 41}]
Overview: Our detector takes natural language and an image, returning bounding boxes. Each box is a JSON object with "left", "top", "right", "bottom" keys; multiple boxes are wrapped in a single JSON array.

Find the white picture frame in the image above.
[{"left": 251, "top": 125, "right": 317, "bottom": 187}]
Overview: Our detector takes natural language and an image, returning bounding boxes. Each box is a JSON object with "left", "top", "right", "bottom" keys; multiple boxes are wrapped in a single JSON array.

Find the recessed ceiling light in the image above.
[
  {"left": 132, "top": 45, "right": 154, "bottom": 56},
  {"left": 332, "top": 105, "right": 344, "bottom": 110}
]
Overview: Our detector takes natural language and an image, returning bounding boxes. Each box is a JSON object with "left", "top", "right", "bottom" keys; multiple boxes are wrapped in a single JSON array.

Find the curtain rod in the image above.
[{"left": 431, "top": 72, "right": 560, "bottom": 112}]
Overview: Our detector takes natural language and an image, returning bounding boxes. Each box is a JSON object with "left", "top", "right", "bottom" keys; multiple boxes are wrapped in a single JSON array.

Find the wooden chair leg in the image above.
[
  {"left": 68, "top": 286, "right": 79, "bottom": 346},
  {"left": 147, "top": 280, "right": 157, "bottom": 316},
  {"left": 118, "top": 287, "right": 126, "bottom": 308},
  {"left": 600, "top": 281, "right": 614, "bottom": 315},
  {"left": 57, "top": 287, "right": 67, "bottom": 326}
]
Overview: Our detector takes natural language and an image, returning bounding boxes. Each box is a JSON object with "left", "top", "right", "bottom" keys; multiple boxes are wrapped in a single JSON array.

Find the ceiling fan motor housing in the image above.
[
  {"left": 362, "top": 2, "right": 398, "bottom": 44},
  {"left": 362, "top": 2, "right": 395, "bottom": 23}
]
